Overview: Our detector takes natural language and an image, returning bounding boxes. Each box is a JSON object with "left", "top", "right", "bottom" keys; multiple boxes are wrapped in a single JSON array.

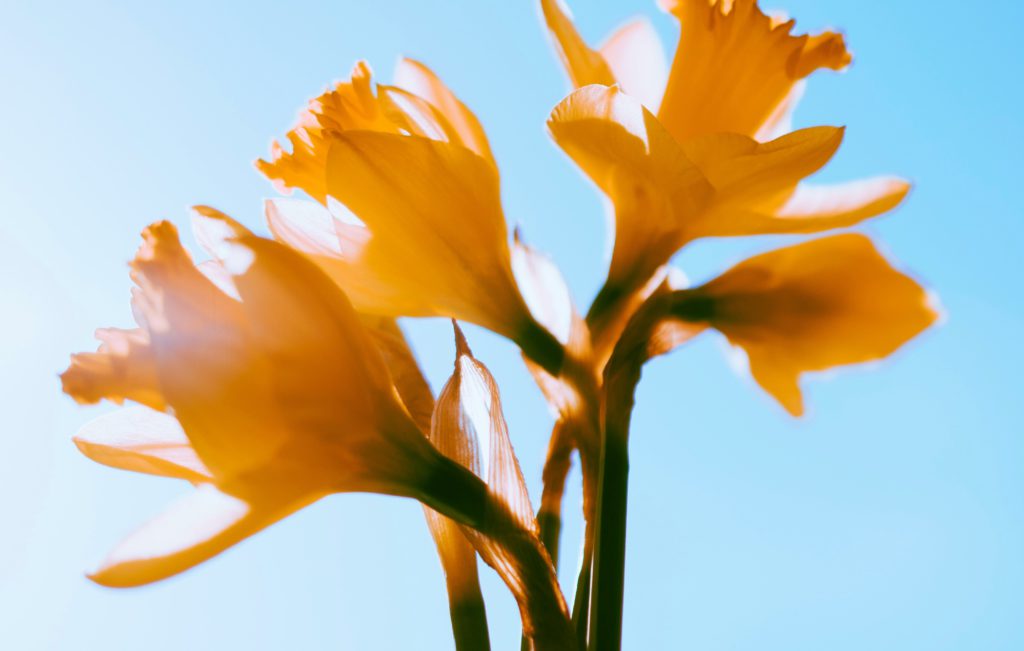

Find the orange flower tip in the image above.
[
  {"left": 806, "top": 124, "right": 845, "bottom": 151},
  {"left": 785, "top": 399, "right": 805, "bottom": 418}
]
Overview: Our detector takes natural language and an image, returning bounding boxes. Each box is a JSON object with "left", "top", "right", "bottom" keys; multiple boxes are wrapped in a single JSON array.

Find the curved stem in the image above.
[
  {"left": 537, "top": 424, "right": 574, "bottom": 570},
  {"left": 418, "top": 455, "right": 576, "bottom": 651}
]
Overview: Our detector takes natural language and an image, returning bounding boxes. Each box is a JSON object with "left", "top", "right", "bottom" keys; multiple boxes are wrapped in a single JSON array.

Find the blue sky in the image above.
[{"left": 1, "top": 0, "right": 1021, "bottom": 649}]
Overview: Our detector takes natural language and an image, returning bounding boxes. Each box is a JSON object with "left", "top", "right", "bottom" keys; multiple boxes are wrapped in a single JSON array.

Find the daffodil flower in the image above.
[
  {"left": 257, "top": 60, "right": 563, "bottom": 374},
  {"left": 541, "top": 0, "right": 850, "bottom": 139},
  {"left": 608, "top": 234, "right": 940, "bottom": 416},
  {"left": 540, "top": 0, "right": 910, "bottom": 349},
  {"left": 62, "top": 213, "right": 512, "bottom": 589}
]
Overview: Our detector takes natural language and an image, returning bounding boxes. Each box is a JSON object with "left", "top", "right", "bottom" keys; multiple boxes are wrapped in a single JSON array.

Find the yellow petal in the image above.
[
  {"left": 393, "top": 58, "right": 495, "bottom": 165},
  {"left": 190, "top": 205, "right": 254, "bottom": 257},
  {"left": 681, "top": 131, "right": 908, "bottom": 238},
  {"left": 702, "top": 176, "right": 911, "bottom": 238},
  {"left": 89, "top": 483, "right": 320, "bottom": 587},
  {"left": 658, "top": 0, "right": 851, "bottom": 141},
  {"left": 213, "top": 232, "right": 445, "bottom": 495},
  {"left": 547, "top": 85, "right": 712, "bottom": 287},
  {"left": 73, "top": 406, "right": 212, "bottom": 483},
  {"left": 195, "top": 259, "right": 241, "bottom": 300},
  {"left": 264, "top": 198, "right": 412, "bottom": 316},
  {"left": 682, "top": 234, "right": 939, "bottom": 415},
  {"left": 598, "top": 17, "right": 669, "bottom": 111},
  {"left": 256, "top": 60, "right": 399, "bottom": 202},
  {"left": 362, "top": 316, "right": 436, "bottom": 435},
  {"left": 125, "top": 218, "right": 442, "bottom": 496},
  {"left": 60, "top": 327, "right": 165, "bottom": 410},
  {"left": 127, "top": 221, "right": 286, "bottom": 482},
  {"left": 754, "top": 81, "right": 805, "bottom": 142},
  {"left": 376, "top": 84, "right": 464, "bottom": 144},
  {"left": 323, "top": 131, "right": 537, "bottom": 343},
  {"left": 773, "top": 177, "right": 911, "bottom": 221},
  {"left": 539, "top": 0, "right": 616, "bottom": 89},
  {"left": 682, "top": 126, "right": 844, "bottom": 205},
  {"left": 511, "top": 229, "right": 576, "bottom": 346}
]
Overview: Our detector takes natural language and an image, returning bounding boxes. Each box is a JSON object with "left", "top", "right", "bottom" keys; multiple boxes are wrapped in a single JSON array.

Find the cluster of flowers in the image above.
[{"left": 62, "top": 1, "right": 937, "bottom": 649}]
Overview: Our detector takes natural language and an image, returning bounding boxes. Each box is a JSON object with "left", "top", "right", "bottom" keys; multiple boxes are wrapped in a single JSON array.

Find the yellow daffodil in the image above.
[
  {"left": 610, "top": 234, "right": 940, "bottom": 416},
  {"left": 62, "top": 212, "right": 498, "bottom": 587},
  {"left": 541, "top": 0, "right": 850, "bottom": 139},
  {"left": 540, "top": 0, "right": 910, "bottom": 346},
  {"left": 257, "top": 60, "right": 562, "bottom": 373}
]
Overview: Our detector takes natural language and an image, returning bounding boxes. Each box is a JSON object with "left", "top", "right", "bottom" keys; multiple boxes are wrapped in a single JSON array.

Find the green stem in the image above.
[
  {"left": 448, "top": 589, "right": 491, "bottom": 651},
  {"left": 572, "top": 548, "right": 592, "bottom": 647},
  {"left": 516, "top": 316, "right": 565, "bottom": 377},
  {"left": 418, "top": 455, "right": 576, "bottom": 651},
  {"left": 537, "top": 509, "right": 563, "bottom": 570},
  {"left": 537, "top": 427, "right": 574, "bottom": 571},
  {"left": 586, "top": 421, "right": 629, "bottom": 651}
]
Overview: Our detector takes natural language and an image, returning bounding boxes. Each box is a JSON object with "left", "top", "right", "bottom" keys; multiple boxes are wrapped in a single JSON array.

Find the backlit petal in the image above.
[
  {"left": 701, "top": 176, "right": 911, "bottom": 238},
  {"left": 376, "top": 85, "right": 464, "bottom": 144},
  {"left": 754, "top": 81, "right": 805, "bottom": 142},
  {"left": 61, "top": 327, "right": 165, "bottom": 411},
  {"left": 599, "top": 17, "right": 669, "bottom": 111},
  {"left": 89, "top": 483, "right": 319, "bottom": 587},
  {"left": 658, "top": 0, "right": 851, "bottom": 141},
  {"left": 680, "top": 234, "right": 939, "bottom": 415},
  {"left": 127, "top": 221, "right": 286, "bottom": 482},
  {"left": 393, "top": 58, "right": 495, "bottom": 165},
  {"left": 256, "top": 61, "right": 399, "bottom": 201},
  {"left": 539, "top": 0, "right": 616, "bottom": 89},
  {"left": 265, "top": 197, "right": 431, "bottom": 317},
  {"left": 73, "top": 406, "right": 211, "bottom": 483},
  {"left": 547, "top": 85, "right": 712, "bottom": 286},
  {"left": 682, "top": 126, "right": 843, "bottom": 205},
  {"left": 361, "top": 316, "right": 436, "bottom": 435},
  {"left": 511, "top": 230, "right": 575, "bottom": 346},
  {"left": 324, "top": 131, "right": 534, "bottom": 340}
]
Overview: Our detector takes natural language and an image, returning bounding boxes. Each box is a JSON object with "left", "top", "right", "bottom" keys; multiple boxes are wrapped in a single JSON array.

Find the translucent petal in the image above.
[
  {"left": 61, "top": 327, "right": 165, "bottom": 410},
  {"left": 89, "top": 483, "right": 318, "bottom": 587},
  {"left": 539, "top": 0, "right": 616, "bottom": 89},
  {"left": 599, "top": 17, "right": 669, "bottom": 111},
  {"left": 685, "top": 234, "right": 939, "bottom": 415},
  {"left": 324, "top": 131, "right": 531, "bottom": 339},
  {"left": 393, "top": 58, "right": 495, "bottom": 165},
  {"left": 73, "top": 406, "right": 211, "bottom": 483},
  {"left": 658, "top": 0, "right": 851, "bottom": 141},
  {"left": 547, "top": 85, "right": 712, "bottom": 286}
]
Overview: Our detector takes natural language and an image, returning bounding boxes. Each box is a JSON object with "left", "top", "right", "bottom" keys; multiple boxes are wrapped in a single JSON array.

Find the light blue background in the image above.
[{"left": 1, "top": 1, "right": 1020, "bottom": 649}]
